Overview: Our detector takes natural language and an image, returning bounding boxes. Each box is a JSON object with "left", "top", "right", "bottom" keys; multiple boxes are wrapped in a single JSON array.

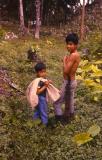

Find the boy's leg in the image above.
[
  {"left": 64, "top": 80, "right": 77, "bottom": 118},
  {"left": 33, "top": 106, "right": 40, "bottom": 120},
  {"left": 39, "top": 96, "right": 48, "bottom": 125},
  {"left": 54, "top": 80, "right": 68, "bottom": 116}
]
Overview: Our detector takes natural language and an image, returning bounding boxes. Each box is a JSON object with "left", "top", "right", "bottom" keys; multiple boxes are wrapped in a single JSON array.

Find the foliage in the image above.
[
  {"left": 76, "top": 59, "right": 102, "bottom": 102},
  {"left": 80, "top": 31, "right": 102, "bottom": 60},
  {"left": 72, "top": 125, "right": 100, "bottom": 146},
  {"left": 77, "top": 31, "right": 102, "bottom": 102},
  {"left": 0, "top": 27, "right": 5, "bottom": 40},
  {"left": 0, "top": 32, "right": 102, "bottom": 159}
]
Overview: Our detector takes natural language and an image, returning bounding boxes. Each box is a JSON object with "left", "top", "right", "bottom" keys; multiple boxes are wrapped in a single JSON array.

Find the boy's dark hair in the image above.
[
  {"left": 66, "top": 33, "right": 79, "bottom": 45},
  {"left": 34, "top": 62, "right": 46, "bottom": 72}
]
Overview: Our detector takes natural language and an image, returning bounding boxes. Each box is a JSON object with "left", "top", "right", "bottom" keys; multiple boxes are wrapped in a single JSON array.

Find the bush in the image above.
[
  {"left": 0, "top": 26, "right": 5, "bottom": 40},
  {"left": 80, "top": 31, "right": 102, "bottom": 60}
]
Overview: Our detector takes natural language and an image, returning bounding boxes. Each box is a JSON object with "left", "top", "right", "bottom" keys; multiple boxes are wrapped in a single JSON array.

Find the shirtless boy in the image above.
[{"left": 54, "top": 33, "right": 80, "bottom": 124}]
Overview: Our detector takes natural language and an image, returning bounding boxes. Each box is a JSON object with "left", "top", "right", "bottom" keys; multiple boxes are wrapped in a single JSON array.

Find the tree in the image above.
[
  {"left": 80, "top": 0, "right": 85, "bottom": 41},
  {"left": 94, "top": 0, "right": 102, "bottom": 6},
  {"left": 35, "top": 0, "right": 41, "bottom": 39},
  {"left": 19, "top": 0, "right": 25, "bottom": 30},
  {"left": 41, "top": 0, "right": 44, "bottom": 22}
]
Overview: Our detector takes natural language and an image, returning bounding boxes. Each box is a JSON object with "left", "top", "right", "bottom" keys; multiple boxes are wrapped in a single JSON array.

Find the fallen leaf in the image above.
[
  {"left": 47, "top": 40, "right": 53, "bottom": 45},
  {"left": 95, "top": 79, "right": 100, "bottom": 83},
  {"left": 72, "top": 132, "right": 93, "bottom": 146},
  {"left": 87, "top": 125, "right": 101, "bottom": 137},
  {"left": 94, "top": 96, "right": 98, "bottom": 102}
]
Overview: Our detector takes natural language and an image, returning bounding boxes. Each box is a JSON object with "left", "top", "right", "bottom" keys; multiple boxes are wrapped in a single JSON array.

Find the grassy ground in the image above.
[{"left": 0, "top": 33, "right": 102, "bottom": 160}]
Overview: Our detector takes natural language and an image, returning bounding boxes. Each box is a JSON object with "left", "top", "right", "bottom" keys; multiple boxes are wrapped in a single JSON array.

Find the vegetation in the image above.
[
  {"left": 0, "top": 24, "right": 102, "bottom": 159},
  {"left": 0, "top": 0, "right": 102, "bottom": 159},
  {"left": 0, "top": 0, "right": 102, "bottom": 39}
]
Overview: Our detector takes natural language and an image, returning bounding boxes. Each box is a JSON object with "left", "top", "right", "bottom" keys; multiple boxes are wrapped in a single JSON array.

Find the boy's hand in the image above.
[
  {"left": 48, "top": 80, "right": 53, "bottom": 84},
  {"left": 63, "top": 56, "right": 68, "bottom": 64},
  {"left": 45, "top": 80, "right": 52, "bottom": 87},
  {"left": 45, "top": 81, "right": 50, "bottom": 87}
]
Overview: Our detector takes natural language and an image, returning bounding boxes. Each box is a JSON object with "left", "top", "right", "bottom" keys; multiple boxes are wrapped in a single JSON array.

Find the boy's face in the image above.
[
  {"left": 66, "top": 42, "right": 77, "bottom": 53},
  {"left": 37, "top": 69, "right": 46, "bottom": 78}
]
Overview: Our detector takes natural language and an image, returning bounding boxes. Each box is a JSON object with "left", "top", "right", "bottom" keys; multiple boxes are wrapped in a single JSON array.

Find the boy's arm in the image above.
[
  {"left": 36, "top": 81, "right": 50, "bottom": 95},
  {"left": 63, "top": 54, "right": 75, "bottom": 74},
  {"left": 37, "top": 85, "right": 47, "bottom": 94}
]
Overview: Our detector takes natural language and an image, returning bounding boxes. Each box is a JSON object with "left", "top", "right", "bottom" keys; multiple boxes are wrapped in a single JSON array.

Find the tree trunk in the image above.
[
  {"left": 19, "top": 0, "right": 25, "bottom": 29},
  {"left": 35, "top": 0, "right": 41, "bottom": 39},
  {"left": 80, "top": 0, "right": 85, "bottom": 41},
  {"left": 41, "top": 0, "right": 43, "bottom": 23},
  {"left": 87, "top": 0, "right": 90, "bottom": 5}
]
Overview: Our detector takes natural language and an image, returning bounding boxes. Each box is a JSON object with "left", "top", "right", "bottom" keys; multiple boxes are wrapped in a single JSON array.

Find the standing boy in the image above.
[
  {"left": 54, "top": 33, "right": 80, "bottom": 123},
  {"left": 33, "top": 62, "right": 51, "bottom": 126}
]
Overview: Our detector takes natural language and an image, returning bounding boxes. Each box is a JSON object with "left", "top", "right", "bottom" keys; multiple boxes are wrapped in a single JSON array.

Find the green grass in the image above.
[{"left": 0, "top": 34, "right": 102, "bottom": 160}]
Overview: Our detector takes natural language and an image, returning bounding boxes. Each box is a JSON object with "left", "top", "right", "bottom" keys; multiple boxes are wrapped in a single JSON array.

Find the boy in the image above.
[
  {"left": 33, "top": 62, "right": 51, "bottom": 126},
  {"left": 54, "top": 33, "right": 80, "bottom": 124}
]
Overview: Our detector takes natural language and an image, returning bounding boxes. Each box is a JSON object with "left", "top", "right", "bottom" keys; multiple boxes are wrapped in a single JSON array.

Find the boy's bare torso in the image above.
[{"left": 63, "top": 51, "right": 80, "bottom": 80}]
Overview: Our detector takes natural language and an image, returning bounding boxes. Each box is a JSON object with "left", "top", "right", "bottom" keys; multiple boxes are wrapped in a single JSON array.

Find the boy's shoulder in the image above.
[
  {"left": 71, "top": 51, "right": 80, "bottom": 58},
  {"left": 72, "top": 50, "right": 79, "bottom": 55}
]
